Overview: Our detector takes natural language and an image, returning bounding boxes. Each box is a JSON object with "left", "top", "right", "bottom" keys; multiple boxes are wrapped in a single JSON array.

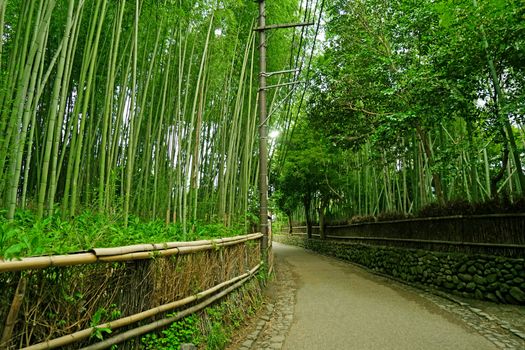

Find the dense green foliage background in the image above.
[
  {"left": 0, "top": 0, "right": 308, "bottom": 255},
  {"left": 2, "top": 0, "right": 524, "bottom": 253},
  {"left": 272, "top": 0, "right": 525, "bottom": 230}
]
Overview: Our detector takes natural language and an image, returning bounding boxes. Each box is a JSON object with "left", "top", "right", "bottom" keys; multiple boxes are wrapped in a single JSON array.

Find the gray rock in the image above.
[
  {"left": 466, "top": 282, "right": 476, "bottom": 291},
  {"left": 509, "top": 286, "right": 525, "bottom": 303},
  {"left": 473, "top": 275, "right": 486, "bottom": 285},
  {"left": 487, "top": 282, "right": 499, "bottom": 291},
  {"left": 486, "top": 274, "right": 497, "bottom": 284},
  {"left": 495, "top": 290, "right": 506, "bottom": 302},
  {"left": 271, "top": 336, "right": 285, "bottom": 343},
  {"left": 458, "top": 264, "right": 467, "bottom": 273},
  {"left": 467, "top": 265, "right": 477, "bottom": 274},
  {"left": 513, "top": 277, "right": 524, "bottom": 285},
  {"left": 459, "top": 273, "right": 473, "bottom": 282},
  {"left": 443, "top": 281, "right": 455, "bottom": 289},
  {"left": 505, "top": 293, "right": 518, "bottom": 304},
  {"left": 474, "top": 289, "right": 484, "bottom": 300},
  {"left": 485, "top": 292, "right": 498, "bottom": 303},
  {"left": 242, "top": 340, "right": 254, "bottom": 348}
]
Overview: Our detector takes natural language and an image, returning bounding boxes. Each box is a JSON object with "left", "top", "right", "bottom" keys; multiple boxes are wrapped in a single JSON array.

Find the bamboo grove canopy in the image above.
[{"left": 0, "top": 0, "right": 310, "bottom": 230}]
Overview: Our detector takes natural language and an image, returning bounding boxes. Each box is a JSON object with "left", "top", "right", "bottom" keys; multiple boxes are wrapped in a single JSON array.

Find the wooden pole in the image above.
[
  {"left": 257, "top": 0, "right": 269, "bottom": 269},
  {"left": 1, "top": 274, "right": 28, "bottom": 349}
]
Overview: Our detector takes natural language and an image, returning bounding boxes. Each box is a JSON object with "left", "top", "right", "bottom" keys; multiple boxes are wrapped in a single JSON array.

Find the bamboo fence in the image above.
[
  {"left": 0, "top": 233, "right": 262, "bottom": 273},
  {"left": 284, "top": 214, "right": 525, "bottom": 256},
  {"left": 0, "top": 233, "right": 263, "bottom": 349},
  {"left": 22, "top": 265, "right": 261, "bottom": 350}
]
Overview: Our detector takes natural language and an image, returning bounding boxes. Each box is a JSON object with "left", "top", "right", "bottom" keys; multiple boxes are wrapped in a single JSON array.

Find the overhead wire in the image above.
[
  {"left": 276, "top": 0, "right": 315, "bottom": 158},
  {"left": 275, "top": 0, "right": 326, "bottom": 172},
  {"left": 267, "top": 0, "right": 312, "bottom": 174}
]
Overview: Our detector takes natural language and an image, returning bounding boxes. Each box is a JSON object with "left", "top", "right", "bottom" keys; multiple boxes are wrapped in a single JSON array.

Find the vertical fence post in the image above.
[{"left": 1, "top": 274, "right": 28, "bottom": 349}]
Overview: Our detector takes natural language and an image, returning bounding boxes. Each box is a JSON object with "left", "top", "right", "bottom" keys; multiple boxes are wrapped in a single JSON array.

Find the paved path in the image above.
[{"left": 235, "top": 243, "right": 524, "bottom": 350}]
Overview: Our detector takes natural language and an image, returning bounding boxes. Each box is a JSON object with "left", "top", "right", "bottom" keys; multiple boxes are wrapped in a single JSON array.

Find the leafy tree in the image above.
[
  {"left": 298, "top": 0, "right": 525, "bottom": 221},
  {"left": 272, "top": 122, "right": 343, "bottom": 238}
]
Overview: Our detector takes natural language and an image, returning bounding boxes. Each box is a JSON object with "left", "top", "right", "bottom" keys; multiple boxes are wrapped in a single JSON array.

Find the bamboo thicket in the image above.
[{"left": 0, "top": 0, "right": 300, "bottom": 231}]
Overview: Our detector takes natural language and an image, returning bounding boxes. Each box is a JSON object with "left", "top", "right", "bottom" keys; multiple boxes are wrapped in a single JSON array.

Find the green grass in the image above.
[{"left": 0, "top": 209, "right": 244, "bottom": 259}]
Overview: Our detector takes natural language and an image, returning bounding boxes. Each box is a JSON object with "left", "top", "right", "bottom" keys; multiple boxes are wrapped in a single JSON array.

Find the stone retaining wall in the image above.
[{"left": 274, "top": 235, "right": 525, "bottom": 305}]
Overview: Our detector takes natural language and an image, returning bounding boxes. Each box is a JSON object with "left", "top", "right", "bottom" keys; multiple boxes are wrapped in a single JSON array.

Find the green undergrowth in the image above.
[
  {"left": 141, "top": 314, "right": 201, "bottom": 350},
  {"left": 141, "top": 279, "right": 262, "bottom": 349},
  {"left": 0, "top": 209, "right": 243, "bottom": 259}
]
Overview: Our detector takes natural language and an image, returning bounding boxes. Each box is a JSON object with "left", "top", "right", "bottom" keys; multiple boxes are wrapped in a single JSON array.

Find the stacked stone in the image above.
[{"left": 274, "top": 235, "right": 525, "bottom": 305}]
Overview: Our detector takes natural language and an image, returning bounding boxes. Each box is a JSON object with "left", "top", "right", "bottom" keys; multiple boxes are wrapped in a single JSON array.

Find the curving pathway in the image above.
[{"left": 235, "top": 242, "right": 524, "bottom": 350}]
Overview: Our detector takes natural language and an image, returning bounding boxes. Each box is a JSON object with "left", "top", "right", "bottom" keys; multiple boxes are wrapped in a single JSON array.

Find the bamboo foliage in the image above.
[{"left": 0, "top": 0, "right": 299, "bottom": 228}]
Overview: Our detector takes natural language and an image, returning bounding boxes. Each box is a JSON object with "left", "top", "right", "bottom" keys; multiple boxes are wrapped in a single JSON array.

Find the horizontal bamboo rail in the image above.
[
  {"left": 291, "top": 233, "right": 525, "bottom": 250},
  {"left": 23, "top": 263, "right": 261, "bottom": 350},
  {"left": 92, "top": 234, "right": 258, "bottom": 256},
  {"left": 0, "top": 233, "right": 262, "bottom": 273},
  {"left": 291, "top": 213, "right": 525, "bottom": 229},
  {"left": 82, "top": 274, "right": 255, "bottom": 350}
]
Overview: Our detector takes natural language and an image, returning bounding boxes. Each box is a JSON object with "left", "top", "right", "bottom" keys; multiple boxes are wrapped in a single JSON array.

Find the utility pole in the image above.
[
  {"left": 256, "top": 0, "right": 314, "bottom": 269},
  {"left": 257, "top": 0, "right": 270, "bottom": 267}
]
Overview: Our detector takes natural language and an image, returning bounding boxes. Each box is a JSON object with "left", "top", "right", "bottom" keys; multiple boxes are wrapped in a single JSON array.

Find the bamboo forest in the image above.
[
  {"left": 0, "top": 0, "right": 524, "bottom": 248},
  {"left": 1, "top": 0, "right": 525, "bottom": 349}
]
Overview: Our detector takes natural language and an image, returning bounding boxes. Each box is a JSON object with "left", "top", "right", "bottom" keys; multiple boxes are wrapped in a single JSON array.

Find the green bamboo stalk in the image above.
[
  {"left": 0, "top": 0, "right": 6, "bottom": 67},
  {"left": 152, "top": 49, "right": 172, "bottom": 219},
  {"left": 62, "top": 0, "right": 103, "bottom": 216},
  {"left": 7, "top": 0, "right": 55, "bottom": 219},
  {"left": 483, "top": 148, "right": 491, "bottom": 198},
  {"left": 37, "top": 0, "right": 76, "bottom": 218},
  {"left": 98, "top": 0, "right": 125, "bottom": 213},
  {"left": 124, "top": 0, "right": 141, "bottom": 226},
  {"left": 0, "top": 1, "right": 35, "bottom": 197},
  {"left": 46, "top": 0, "right": 84, "bottom": 216},
  {"left": 69, "top": 0, "right": 107, "bottom": 217}
]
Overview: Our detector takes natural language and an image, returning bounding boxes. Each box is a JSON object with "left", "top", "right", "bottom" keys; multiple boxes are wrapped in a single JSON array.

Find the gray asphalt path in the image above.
[{"left": 274, "top": 242, "right": 497, "bottom": 350}]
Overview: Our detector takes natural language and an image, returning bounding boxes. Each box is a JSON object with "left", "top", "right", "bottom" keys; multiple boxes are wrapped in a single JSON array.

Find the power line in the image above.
[{"left": 276, "top": 0, "right": 326, "bottom": 171}]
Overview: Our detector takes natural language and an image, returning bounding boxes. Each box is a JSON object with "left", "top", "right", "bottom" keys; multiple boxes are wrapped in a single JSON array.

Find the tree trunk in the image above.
[
  {"left": 304, "top": 196, "right": 312, "bottom": 238},
  {"left": 491, "top": 133, "right": 509, "bottom": 199},
  {"left": 318, "top": 202, "right": 327, "bottom": 240},
  {"left": 473, "top": 0, "right": 525, "bottom": 194},
  {"left": 415, "top": 123, "right": 445, "bottom": 204}
]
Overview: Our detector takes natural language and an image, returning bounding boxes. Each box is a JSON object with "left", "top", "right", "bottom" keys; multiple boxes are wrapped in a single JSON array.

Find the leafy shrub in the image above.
[
  {"left": 418, "top": 196, "right": 525, "bottom": 217},
  {"left": 417, "top": 199, "right": 474, "bottom": 217},
  {"left": 141, "top": 314, "right": 201, "bottom": 350},
  {"left": 376, "top": 211, "right": 411, "bottom": 222},
  {"left": 0, "top": 210, "right": 242, "bottom": 259},
  {"left": 349, "top": 215, "right": 377, "bottom": 224}
]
